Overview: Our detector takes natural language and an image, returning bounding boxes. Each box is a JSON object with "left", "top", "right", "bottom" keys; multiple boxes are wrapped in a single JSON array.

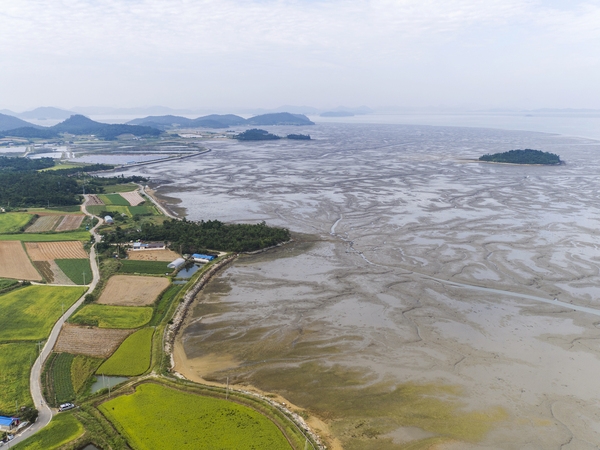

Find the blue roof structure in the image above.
[
  {"left": 192, "top": 254, "right": 216, "bottom": 261},
  {"left": 0, "top": 415, "right": 16, "bottom": 426}
]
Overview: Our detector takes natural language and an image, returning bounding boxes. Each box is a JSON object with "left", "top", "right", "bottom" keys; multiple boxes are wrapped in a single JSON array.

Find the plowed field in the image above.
[
  {"left": 54, "top": 325, "right": 133, "bottom": 357},
  {"left": 98, "top": 275, "right": 170, "bottom": 306},
  {"left": 0, "top": 241, "right": 42, "bottom": 280},
  {"left": 119, "top": 191, "right": 145, "bottom": 206},
  {"left": 26, "top": 241, "right": 88, "bottom": 261},
  {"left": 86, "top": 194, "right": 104, "bottom": 206},
  {"left": 127, "top": 249, "right": 180, "bottom": 261},
  {"left": 26, "top": 215, "right": 62, "bottom": 233},
  {"left": 55, "top": 215, "right": 85, "bottom": 231}
]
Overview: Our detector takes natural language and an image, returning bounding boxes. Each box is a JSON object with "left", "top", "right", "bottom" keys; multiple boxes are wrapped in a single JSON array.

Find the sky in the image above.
[{"left": 1, "top": 0, "right": 600, "bottom": 111}]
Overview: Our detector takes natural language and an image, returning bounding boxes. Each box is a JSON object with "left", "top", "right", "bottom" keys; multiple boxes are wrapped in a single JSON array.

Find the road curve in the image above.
[{"left": 11, "top": 196, "right": 103, "bottom": 446}]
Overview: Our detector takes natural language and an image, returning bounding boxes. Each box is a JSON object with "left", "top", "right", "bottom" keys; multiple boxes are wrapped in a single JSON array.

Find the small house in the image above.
[
  {"left": 167, "top": 258, "right": 186, "bottom": 269},
  {"left": 104, "top": 215, "right": 114, "bottom": 224},
  {"left": 0, "top": 415, "right": 18, "bottom": 432}
]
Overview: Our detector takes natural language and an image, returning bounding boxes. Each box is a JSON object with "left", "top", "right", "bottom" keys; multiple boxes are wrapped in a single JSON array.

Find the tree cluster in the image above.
[
  {"left": 234, "top": 129, "right": 281, "bottom": 141},
  {"left": 102, "top": 218, "right": 291, "bottom": 253},
  {"left": 479, "top": 149, "right": 561, "bottom": 165},
  {"left": 0, "top": 156, "right": 55, "bottom": 171}
]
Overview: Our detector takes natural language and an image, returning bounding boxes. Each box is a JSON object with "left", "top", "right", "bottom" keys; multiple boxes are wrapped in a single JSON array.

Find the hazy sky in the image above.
[{"left": 2, "top": 0, "right": 600, "bottom": 111}]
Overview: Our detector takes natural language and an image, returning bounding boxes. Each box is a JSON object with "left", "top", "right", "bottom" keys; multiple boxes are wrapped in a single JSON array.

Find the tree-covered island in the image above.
[
  {"left": 479, "top": 149, "right": 561, "bottom": 165},
  {"left": 234, "top": 129, "right": 281, "bottom": 141}
]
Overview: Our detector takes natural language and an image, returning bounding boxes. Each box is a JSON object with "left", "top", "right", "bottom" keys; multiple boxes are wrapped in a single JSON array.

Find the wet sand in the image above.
[{"left": 125, "top": 123, "right": 600, "bottom": 449}]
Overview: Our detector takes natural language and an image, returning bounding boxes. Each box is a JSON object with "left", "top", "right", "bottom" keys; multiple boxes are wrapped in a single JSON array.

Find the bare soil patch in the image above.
[
  {"left": 98, "top": 275, "right": 170, "bottom": 306},
  {"left": 55, "top": 215, "right": 85, "bottom": 232},
  {"left": 0, "top": 241, "right": 42, "bottom": 280},
  {"left": 25, "top": 215, "right": 62, "bottom": 233},
  {"left": 127, "top": 249, "right": 180, "bottom": 262},
  {"left": 119, "top": 191, "right": 145, "bottom": 206},
  {"left": 54, "top": 324, "right": 133, "bottom": 357},
  {"left": 86, "top": 194, "right": 104, "bottom": 206},
  {"left": 26, "top": 241, "right": 88, "bottom": 261}
]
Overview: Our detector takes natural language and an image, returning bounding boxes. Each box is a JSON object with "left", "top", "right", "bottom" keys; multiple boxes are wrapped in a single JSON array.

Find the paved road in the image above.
[
  {"left": 10, "top": 196, "right": 103, "bottom": 446},
  {"left": 139, "top": 184, "right": 178, "bottom": 220}
]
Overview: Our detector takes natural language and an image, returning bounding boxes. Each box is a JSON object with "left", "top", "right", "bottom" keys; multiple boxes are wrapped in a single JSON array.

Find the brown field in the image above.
[
  {"left": 0, "top": 241, "right": 42, "bottom": 281},
  {"left": 119, "top": 191, "right": 145, "bottom": 206},
  {"left": 86, "top": 194, "right": 104, "bottom": 206},
  {"left": 26, "top": 241, "right": 88, "bottom": 261},
  {"left": 98, "top": 275, "right": 170, "bottom": 306},
  {"left": 54, "top": 324, "right": 133, "bottom": 357},
  {"left": 55, "top": 215, "right": 85, "bottom": 232},
  {"left": 33, "top": 260, "right": 75, "bottom": 285},
  {"left": 127, "top": 249, "right": 180, "bottom": 262},
  {"left": 25, "top": 215, "right": 62, "bottom": 233}
]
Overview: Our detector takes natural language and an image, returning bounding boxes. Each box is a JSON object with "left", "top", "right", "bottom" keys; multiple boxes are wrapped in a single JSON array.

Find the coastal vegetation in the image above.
[
  {"left": 479, "top": 149, "right": 561, "bottom": 165},
  {"left": 99, "top": 383, "right": 292, "bottom": 450},
  {"left": 102, "top": 218, "right": 290, "bottom": 253}
]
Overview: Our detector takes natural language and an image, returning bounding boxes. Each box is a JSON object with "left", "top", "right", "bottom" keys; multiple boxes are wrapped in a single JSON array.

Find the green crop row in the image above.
[
  {"left": 97, "top": 328, "right": 154, "bottom": 377},
  {"left": 98, "top": 194, "right": 131, "bottom": 206},
  {"left": 118, "top": 259, "right": 172, "bottom": 275},
  {"left": 70, "top": 304, "right": 152, "bottom": 329},
  {"left": 0, "top": 230, "right": 91, "bottom": 242},
  {"left": 50, "top": 353, "right": 76, "bottom": 405},
  {"left": 55, "top": 259, "right": 93, "bottom": 285},
  {"left": 0, "top": 343, "right": 36, "bottom": 415}
]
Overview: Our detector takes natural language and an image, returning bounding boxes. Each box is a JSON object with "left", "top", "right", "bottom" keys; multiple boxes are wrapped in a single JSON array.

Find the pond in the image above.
[
  {"left": 175, "top": 264, "right": 200, "bottom": 279},
  {"left": 90, "top": 375, "right": 129, "bottom": 393}
]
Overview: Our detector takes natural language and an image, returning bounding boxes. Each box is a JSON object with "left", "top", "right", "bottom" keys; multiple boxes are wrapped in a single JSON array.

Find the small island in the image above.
[
  {"left": 234, "top": 129, "right": 281, "bottom": 141},
  {"left": 479, "top": 149, "right": 561, "bottom": 165},
  {"left": 287, "top": 134, "right": 311, "bottom": 140}
]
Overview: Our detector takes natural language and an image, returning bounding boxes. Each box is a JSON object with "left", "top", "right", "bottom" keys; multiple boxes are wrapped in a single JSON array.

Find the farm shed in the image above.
[
  {"left": 0, "top": 415, "right": 18, "bottom": 432},
  {"left": 192, "top": 253, "right": 216, "bottom": 263},
  {"left": 167, "top": 258, "right": 186, "bottom": 269},
  {"left": 132, "top": 241, "right": 166, "bottom": 250},
  {"left": 104, "top": 215, "right": 114, "bottom": 224}
]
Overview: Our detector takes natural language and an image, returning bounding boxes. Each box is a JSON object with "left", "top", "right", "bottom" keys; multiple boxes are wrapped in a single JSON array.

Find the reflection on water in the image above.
[
  {"left": 90, "top": 376, "right": 128, "bottom": 393},
  {"left": 124, "top": 123, "right": 600, "bottom": 448},
  {"left": 175, "top": 263, "right": 200, "bottom": 279}
]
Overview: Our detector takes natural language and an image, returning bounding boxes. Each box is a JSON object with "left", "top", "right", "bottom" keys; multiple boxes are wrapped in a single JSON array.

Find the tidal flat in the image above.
[{"left": 126, "top": 123, "right": 600, "bottom": 449}]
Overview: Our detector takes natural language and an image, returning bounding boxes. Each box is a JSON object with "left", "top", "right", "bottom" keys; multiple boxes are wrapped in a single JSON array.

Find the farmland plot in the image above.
[
  {"left": 0, "top": 286, "right": 86, "bottom": 341},
  {"left": 55, "top": 215, "right": 84, "bottom": 231},
  {"left": 86, "top": 194, "right": 104, "bottom": 206},
  {"left": 12, "top": 412, "right": 84, "bottom": 450},
  {"left": 99, "top": 194, "right": 130, "bottom": 206},
  {"left": 100, "top": 383, "right": 292, "bottom": 450},
  {"left": 26, "top": 241, "right": 88, "bottom": 260},
  {"left": 70, "top": 304, "right": 152, "bottom": 328},
  {"left": 25, "top": 215, "right": 62, "bottom": 233},
  {"left": 0, "top": 343, "right": 37, "bottom": 414},
  {"left": 97, "top": 328, "right": 154, "bottom": 376},
  {"left": 0, "top": 241, "right": 42, "bottom": 280},
  {"left": 98, "top": 275, "right": 170, "bottom": 306},
  {"left": 119, "top": 191, "right": 145, "bottom": 206},
  {"left": 0, "top": 212, "right": 33, "bottom": 233},
  {"left": 54, "top": 324, "right": 133, "bottom": 358},
  {"left": 127, "top": 249, "right": 180, "bottom": 262},
  {"left": 33, "top": 260, "right": 74, "bottom": 285}
]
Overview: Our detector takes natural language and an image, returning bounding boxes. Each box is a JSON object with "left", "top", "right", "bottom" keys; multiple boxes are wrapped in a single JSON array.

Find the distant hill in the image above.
[
  {"left": 320, "top": 111, "right": 354, "bottom": 117},
  {"left": 189, "top": 114, "right": 247, "bottom": 127},
  {"left": 127, "top": 115, "right": 194, "bottom": 128},
  {"left": 1, "top": 127, "right": 59, "bottom": 139},
  {"left": 479, "top": 149, "right": 561, "bottom": 165},
  {"left": 234, "top": 129, "right": 281, "bottom": 141},
  {"left": 0, "top": 113, "right": 38, "bottom": 132},
  {"left": 49, "top": 115, "right": 161, "bottom": 140},
  {"left": 17, "top": 107, "right": 76, "bottom": 120},
  {"left": 246, "top": 113, "right": 314, "bottom": 126}
]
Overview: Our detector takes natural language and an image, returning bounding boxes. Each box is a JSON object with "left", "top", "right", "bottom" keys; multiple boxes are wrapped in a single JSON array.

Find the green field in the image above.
[
  {"left": 0, "top": 278, "right": 19, "bottom": 292},
  {"left": 12, "top": 412, "right": 84, "bottom": 450},
  {"left": 118, "top": 260, "right": 172, "bottom": 275},
  {"left": 97, "top": 328, "right": 154, "bottom": 376},
  {"left": 70, "top": 304, "right": 152, "bottom": 329},
  {"left": 71, "top": 355, "right": 103, "bottom": 394},
  {"left": 55, "top": 259, "right": 93, "bottom": 285},
  {"left": 0, "top": 286, "right": 86, "bottom": 341},
  {"left": 26, "top": 206, "right": 82, "bottom": 213},
  {"left": 99, "top": 194, "right": 131, "bottom": 206},
  {"left": 46, "top": 353, "right": 76, "bottom": 405},
  {"left": 0, "top": 343, "right": 37, "bottom": 414},
  {"left": 0, "top": 212, "right": 33, "bottom": 233},
  {"left": 128, "top": 205, "right": 156, "bottom": 216},
  {"left": 149, "top": 284, "right": 183, "bottom": 326},
  {"left": 87, "top": 205, "right": 132, "bottom": 217},
  {"left": 99, "top": 383, "right": 292, "bottom": 450},
  {"left": 103, "top": 183, "right": 139, "bottom": 193},
  {"left": 0, "top": 230, "right": 90, "bottom": 242}
]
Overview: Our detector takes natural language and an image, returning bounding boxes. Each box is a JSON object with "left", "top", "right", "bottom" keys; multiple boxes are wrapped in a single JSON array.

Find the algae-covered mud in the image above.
[{"left": 127, "top": 123, "right": 600, "bottom": 449}]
